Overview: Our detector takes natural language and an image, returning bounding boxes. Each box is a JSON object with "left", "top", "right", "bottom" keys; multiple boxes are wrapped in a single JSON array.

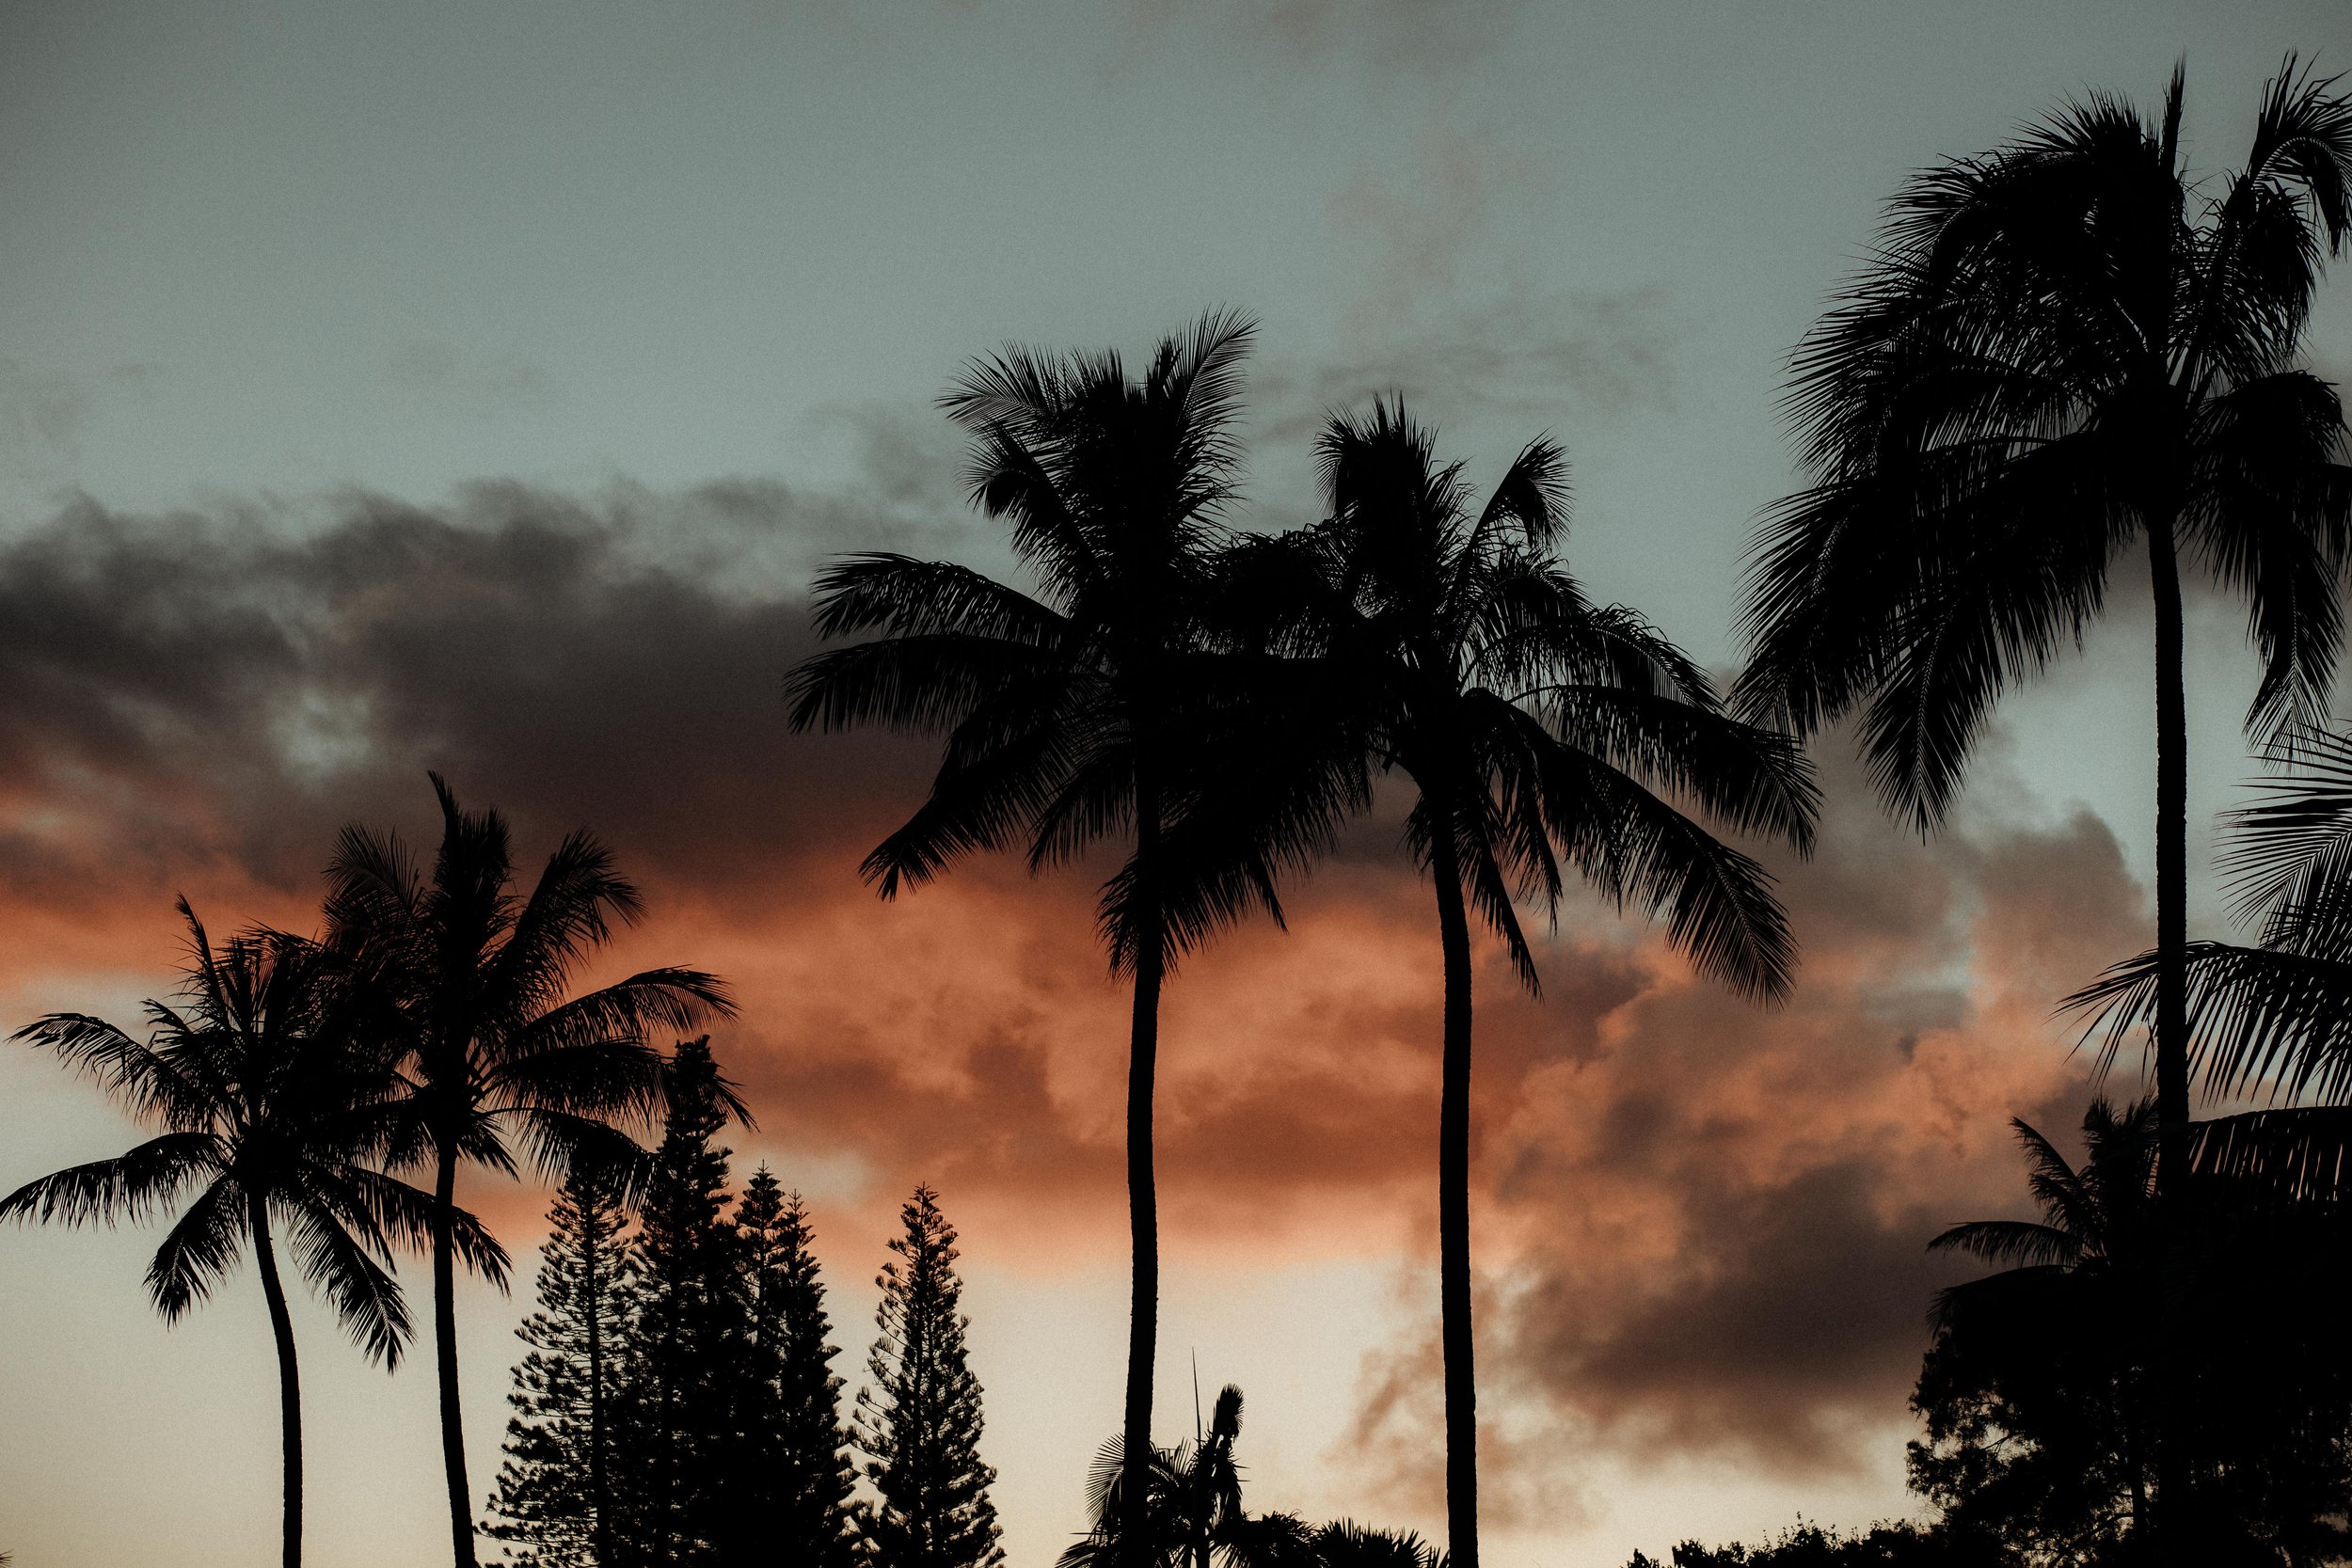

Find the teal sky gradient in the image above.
[{"left": 4, "top": 3, "right": 2350, "bottom": 1564}]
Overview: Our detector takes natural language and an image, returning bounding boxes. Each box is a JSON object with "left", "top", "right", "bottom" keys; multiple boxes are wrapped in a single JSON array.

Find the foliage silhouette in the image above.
[
  {"left": 852, "top": 1184, "right": 1004, "bottom": 1568},
  {"left": 1059, "top": 1384, "right": 1447, "bottom": 1568},
  {"left": 1058, "top": 1383, "right": 1247, "bottom": 1568},
  {"left": 1914, "top": 1099, "right": 2352, "bottom": 1561},
  {"left": 1734, "top": 60, "right": 2352, "bottom": 1551},
  {"left": 0, "top": 902, "right": 494, "bottom": 1568},
  {"left": 789, "top": 311, "right": 1360, "bottom": 1555},
  {"left": 322, "top": 774, "right": 735, "bottom": 1568},
  {"left": 1220, "top": 399, "right": 1817, "bottom": 1568},
  {"left": 1622, "top": 1522, "right": 1983, "bottom": 1567}
]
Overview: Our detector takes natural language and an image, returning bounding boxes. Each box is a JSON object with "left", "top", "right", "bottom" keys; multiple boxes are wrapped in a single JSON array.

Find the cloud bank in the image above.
[{"left": 0, "top": 478, "right": 2145, "bottom": 1503}]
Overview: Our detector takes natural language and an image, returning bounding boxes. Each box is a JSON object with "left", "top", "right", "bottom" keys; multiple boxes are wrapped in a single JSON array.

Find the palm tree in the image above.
[
  {"left": 1736, "top": 58, "right": 2352, "bottom": 1217},
  {"left": 1229, "top": 402, "right": 1817, "bottom": 1568},
  {"left": 1059, "top": 1386, "right": 1445, "bottom": 1568},
  {"left": 0, "top": 901, "right": 496, "bottom": 1568},
  {"left": 1733, "top": 67, "right": 2352, "bottom": 1554},
  {"left": 1059, "top": 1383, "right": 1248, "bottom": 1568},
  {"left": 323, "top": 774, "right": 736, "bottom": 1568},
  {"left": 788, "top": 311, "right": 1358, "bottom": 1555}
]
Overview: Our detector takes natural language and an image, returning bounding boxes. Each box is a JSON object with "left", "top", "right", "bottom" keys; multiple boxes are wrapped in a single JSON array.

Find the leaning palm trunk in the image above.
[{"left": 250, "top": 1197, "right": 305, "bottom": 1568}]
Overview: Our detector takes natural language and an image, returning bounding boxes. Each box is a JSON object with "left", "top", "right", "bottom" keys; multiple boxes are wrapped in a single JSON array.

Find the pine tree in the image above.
[
  {"left": 852, "top": 1185, "right": 1004, "bottom": 1568},
  {"left": 611, "top": 1037, "right": 747, "bottom": 1567},
  {"left": 739, "top": 1170, "right": 856, "bottom": 1566},
  {"left": 485, "top": 1167, "right": 634, "bottom": 1567}
]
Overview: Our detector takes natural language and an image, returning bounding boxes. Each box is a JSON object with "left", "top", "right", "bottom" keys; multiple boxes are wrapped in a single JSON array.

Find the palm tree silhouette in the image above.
[
  {"left": 0, "top": 901, "right": 497, "bottom": 1568},
  {"left": 1058, "top": 1385, "right": 1448, "bottom": 1568},
  {"left": 1734, "top": 66, "right": 2352, "bottom": 1552},
  {"left": 1228, "top": 402, "right": 1817, "bottom": 1568},
  {"left": 790, "top": 311, "right": 1356, "bottom": 1555},
  {"left": 1060, "top": 1383, "right": 1247, "bottom": 1568},
  {"left": 1737, "top": 57, "right": 2352, "bottom": 1213},
  {"left": 323, "top": 774, "right": 735, "bottom": 1568},
  {"left": 1931, "top": 1098, "right": 2161, "bottom": 1297}
]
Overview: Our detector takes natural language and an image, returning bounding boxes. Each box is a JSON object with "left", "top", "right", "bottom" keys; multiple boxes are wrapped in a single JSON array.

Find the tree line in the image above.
[{"left": 6, "top": 51, "right": 2351, "bottom": 1568}]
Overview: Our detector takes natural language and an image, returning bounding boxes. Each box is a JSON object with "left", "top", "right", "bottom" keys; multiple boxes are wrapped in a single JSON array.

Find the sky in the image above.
[{"left": 2, "top": 2, "right": 2350, "bottom": 1564}]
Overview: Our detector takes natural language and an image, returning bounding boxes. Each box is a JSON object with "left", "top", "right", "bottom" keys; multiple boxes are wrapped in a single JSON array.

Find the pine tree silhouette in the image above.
[
  {"left": 739, "top": 1169, "right": 856, "bottom": 1567},
  {"left": 485, "top": 1168, "right": 635, "bottom": 1566},
  {"left": 612, "top": 1037, "right": 747, "bottom": 1565},
  {"left": 852, "top": 1185, "right": 1005, "bottom": 1568}
]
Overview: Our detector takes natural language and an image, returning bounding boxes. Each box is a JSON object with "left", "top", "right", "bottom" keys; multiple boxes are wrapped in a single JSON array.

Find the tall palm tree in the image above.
[
  {"left": 1736, "top": 58, "right": 2352, "bottom": 1203},
  {"left": 324, "top": 774, "right": 736, "bottom": 1568},
  {"left": 788, "top": 311, "right": 1357, "bottom": 1555},
  {"left": 1733, "top": 66, "right": 2352, "bottom": 1554},
  {"left": 0, "top": 901, "right": 496, "bottom": 1568},
  {"left": 1231, "top": 402, "right": 1817, "bottom": 1568}
]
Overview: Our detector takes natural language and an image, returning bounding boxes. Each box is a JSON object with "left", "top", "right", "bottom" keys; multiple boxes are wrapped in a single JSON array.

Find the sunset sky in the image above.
[{"left": 4, "top": 3, "right": 2350, "bottom": 1565}]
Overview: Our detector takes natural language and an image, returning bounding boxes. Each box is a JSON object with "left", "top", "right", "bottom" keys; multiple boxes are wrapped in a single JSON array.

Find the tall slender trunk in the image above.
[
  {"left": 434, "top": 1142, "right": 479, "bottom": 1568},
  {"left": 1428, "top": 825, "right": 1478, "bottom": 1568},
  {"left": 2148, "top": 516, "right": 2191, "bottom": 1561},
  {"left": 251, "top": 1194, "right": 304, "bottom": 1568},
  {"left": 1121, "top": 768, "right": 1165, "bottom": 1567}
]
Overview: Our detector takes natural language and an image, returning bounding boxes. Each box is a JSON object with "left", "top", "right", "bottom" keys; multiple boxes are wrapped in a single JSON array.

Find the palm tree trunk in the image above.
[
  {"left": 2148, "top": 516, "right": 2191, "bottom": 1560},
  {"left": 250, "top": 1194, "right": 304, "bottom": 1568},
  {"left": 1121, "top": 770, "right": 1165, "bottom": 1568},
  {"left": 433, "top": 1142, "right": 479, "bottom": 1568},
  {"left": 1428, "top": 827, "right": 1479, "bottom": 1568}
]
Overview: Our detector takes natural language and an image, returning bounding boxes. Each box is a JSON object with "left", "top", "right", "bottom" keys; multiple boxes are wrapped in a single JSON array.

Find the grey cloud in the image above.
[
  {"left": 385, "top": 341, "right": 558, "bottom": 410},
  {"left": 0, "top": 469, "right": 983, "bottom": 911},
  {"left": 0, "top": 359, "right": 92, "bottom": 468}
]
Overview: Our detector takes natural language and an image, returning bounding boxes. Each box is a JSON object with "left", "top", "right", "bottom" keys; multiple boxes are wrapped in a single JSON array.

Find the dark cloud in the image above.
[{"left": 0, "top": 473, "right": 983, "bottom": 913}]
